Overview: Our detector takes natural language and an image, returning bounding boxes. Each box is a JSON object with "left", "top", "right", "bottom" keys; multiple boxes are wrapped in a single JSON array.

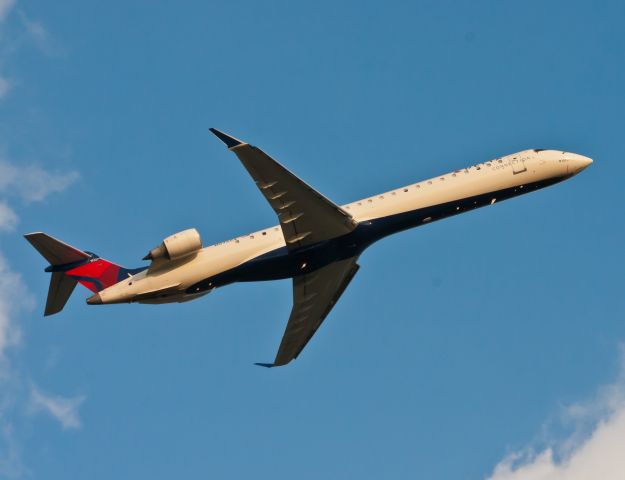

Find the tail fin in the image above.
[{"left": 24, "top": 232, "right": 140, "bottom": 316}]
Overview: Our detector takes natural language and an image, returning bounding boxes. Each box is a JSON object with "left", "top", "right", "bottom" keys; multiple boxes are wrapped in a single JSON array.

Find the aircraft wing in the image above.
[
  {"left": 210, "top": 128, "right": 357, "bottom": 250},
  {"left": 257, "top": 256, "right": 360, "bottom": 368}
]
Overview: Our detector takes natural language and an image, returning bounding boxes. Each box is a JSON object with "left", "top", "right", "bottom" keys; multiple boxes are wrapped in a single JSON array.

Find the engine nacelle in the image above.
[{"left": 143, "top": 228, "right": 202, "bottom": 261}]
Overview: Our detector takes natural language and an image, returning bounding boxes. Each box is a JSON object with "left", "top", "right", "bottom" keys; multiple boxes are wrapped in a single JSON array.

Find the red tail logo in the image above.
[{"left": 65, "top": 259, "right": 125, "bottom": 293}]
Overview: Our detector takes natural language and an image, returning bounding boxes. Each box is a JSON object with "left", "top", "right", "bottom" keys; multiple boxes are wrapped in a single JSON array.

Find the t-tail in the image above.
[{"left": 24, "top": 232, "right": 142, "bottom": 316}]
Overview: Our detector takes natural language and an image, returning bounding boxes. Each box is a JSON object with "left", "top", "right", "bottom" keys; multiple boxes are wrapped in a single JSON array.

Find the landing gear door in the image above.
[{"left": 512, "top": 157, "right": 527, "bottom": 175}]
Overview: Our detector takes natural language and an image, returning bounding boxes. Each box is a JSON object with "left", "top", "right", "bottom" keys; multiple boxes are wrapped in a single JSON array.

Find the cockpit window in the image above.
[{"left": 533, "top": 149, "right": 547, "bottom": 152}]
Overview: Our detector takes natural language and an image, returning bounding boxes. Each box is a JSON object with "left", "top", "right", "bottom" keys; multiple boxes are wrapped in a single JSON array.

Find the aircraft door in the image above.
[{"left": 511, "top": 157, "right": 527, "bottom": 175}]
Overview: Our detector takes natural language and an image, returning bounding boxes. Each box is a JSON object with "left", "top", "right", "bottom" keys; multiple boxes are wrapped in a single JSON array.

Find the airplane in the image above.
[{"left": 25, "top": 129, "right": 593, "bottom": 367}]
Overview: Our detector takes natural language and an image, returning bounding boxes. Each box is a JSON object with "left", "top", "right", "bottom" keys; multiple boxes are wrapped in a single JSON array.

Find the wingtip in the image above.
[
  {"left": 209, "top": 128, "right": 245, "bottom": 149},
  {"left": 254, "top": 362, "right": 275, "bottom": 368}
]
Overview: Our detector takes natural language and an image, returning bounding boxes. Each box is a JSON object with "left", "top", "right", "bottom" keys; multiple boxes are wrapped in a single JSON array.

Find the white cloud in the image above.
[
  {"left": 0, "top": 253, "right": 29, "bottom": 478},
  {"left": 0, "top": 167, "right": 80, "bottom": 473},
  {"left": 0, "top": 3, "right": 85, "bottom": 474},
  {"left": 0, "top": 423, "right": 26, "bottom": 478},
  {"left": 486, "top": 349, "right": 625, "bottom": 480},
  {"left": 0, "top": 201, "right": 17, "bottom": 231},
  {"left": 21, "top": 16, "right": 45, "bottom": 44},
  {"left": 0, "top": 0, "right": 16, "bottom": 102},
  {"left": 29, "top": 385, "right": 85, "bottom": 430},
  {"left": 0, "top": 159, "right": 79, "bottom": 203},
  {"left": 0, "top": 254, "right": 25, "bottom": 375},
  {"left": 0, "top": 158, "right": 77, "bottom": 373},
  {"left": 1, "top": 1, "right": 60, "bottom": 106},
  {"left": 17, "top": 11, "right": 61, "bottom": 57},
  {"left": 0, "top": 0, "right": 15, "bottom": 23}
]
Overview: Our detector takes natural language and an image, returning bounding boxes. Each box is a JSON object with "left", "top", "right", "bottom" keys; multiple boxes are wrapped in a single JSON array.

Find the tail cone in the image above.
[{"left": 86, "top": 293, "right": 102, "bottom": 305}]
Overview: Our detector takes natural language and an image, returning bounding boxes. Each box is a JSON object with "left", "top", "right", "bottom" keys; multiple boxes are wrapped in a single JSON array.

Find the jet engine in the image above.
[{"left": 143, "top": 228, "right": 202, "bottom": 261}]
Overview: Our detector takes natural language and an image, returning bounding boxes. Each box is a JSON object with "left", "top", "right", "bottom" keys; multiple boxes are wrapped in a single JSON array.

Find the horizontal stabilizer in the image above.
[
  {"left": 45, "top": 272, "right": 77, "bottom": 316},
  {"left": 24, "top": 232, "right": 88, "bottom": 266}
]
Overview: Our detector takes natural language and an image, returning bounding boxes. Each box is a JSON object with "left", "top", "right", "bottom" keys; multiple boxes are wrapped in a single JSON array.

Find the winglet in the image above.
[
  {"left": 209, "top": 128, "right": 245, "bottom": 149},
  {"left": 254, "top": 362, "right": 275, "bottom": 368}
]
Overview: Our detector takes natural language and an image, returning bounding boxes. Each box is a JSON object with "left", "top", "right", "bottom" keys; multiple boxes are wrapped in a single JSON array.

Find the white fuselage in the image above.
[{"left": 96, "top": 149, "right": 591, "bottom": 305}]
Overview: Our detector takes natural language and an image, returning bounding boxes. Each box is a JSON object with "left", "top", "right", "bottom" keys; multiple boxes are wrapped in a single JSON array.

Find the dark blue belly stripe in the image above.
[{"left": 186, "top": 175, "right": 568, "bottom": 294}]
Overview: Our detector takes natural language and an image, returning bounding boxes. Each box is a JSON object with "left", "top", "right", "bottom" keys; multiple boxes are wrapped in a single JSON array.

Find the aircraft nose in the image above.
[
  {"left": 86, "top": 293, "right": 102, "bottom": 305},
  {"left": 568, "top": 153, "right": 593, "bottom": 174}
]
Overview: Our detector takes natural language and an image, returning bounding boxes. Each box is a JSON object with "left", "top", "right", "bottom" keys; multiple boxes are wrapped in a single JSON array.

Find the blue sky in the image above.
[{"left": 1, "top": 1, "right": 624, "bottom": 478}]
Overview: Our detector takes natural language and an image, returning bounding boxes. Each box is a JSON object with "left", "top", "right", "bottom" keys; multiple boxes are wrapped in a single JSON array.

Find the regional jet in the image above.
[{"left": 25, "top": 129, "right": 592, "bottom": 367}]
